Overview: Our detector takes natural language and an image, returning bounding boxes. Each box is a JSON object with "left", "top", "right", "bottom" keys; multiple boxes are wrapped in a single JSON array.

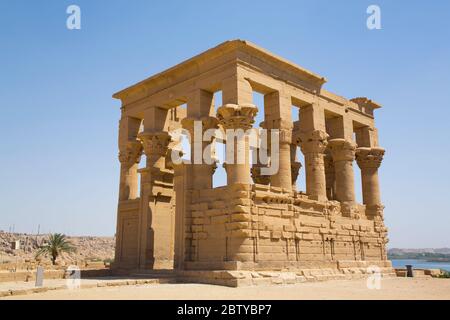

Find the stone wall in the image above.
[{"left": 183, "top": 183, "right": 388, "bottom": 272}]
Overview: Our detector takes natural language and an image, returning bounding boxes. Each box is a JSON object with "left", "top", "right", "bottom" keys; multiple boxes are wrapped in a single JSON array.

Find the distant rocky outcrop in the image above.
[
  {"left": 0, "top": 231, "right": 115, "bottom": 266},
  {"left": 388, "top": 248, "right": 450, "bottom": 262},
  {"left": 389, "top": 248, "right": 450, "bottom": 255}
]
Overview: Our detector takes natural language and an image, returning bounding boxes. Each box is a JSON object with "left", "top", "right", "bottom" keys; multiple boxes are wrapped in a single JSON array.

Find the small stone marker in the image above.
[
  {"left": 35, "top": 266, "right": 44, "bottom": 287},
  {"left": 66, "top": 265, "right": 81, "bottom": 289},
  {"left": 11, "top": 240, "right": 20, "bottom": 250}
]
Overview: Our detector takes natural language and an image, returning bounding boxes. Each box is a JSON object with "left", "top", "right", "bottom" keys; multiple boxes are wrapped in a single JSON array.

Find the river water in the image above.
[{"left": 391, "top": 259, "right": 450, "bottom": 272}]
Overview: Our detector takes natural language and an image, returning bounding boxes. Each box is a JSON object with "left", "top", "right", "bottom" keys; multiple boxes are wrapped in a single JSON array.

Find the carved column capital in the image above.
[
  {"left": 138, "top": 131, "right": 172, "bottom": 157},
  {"left": 217, "top": 104, "right": 258, "bottom": 130},
  {"left": 181, "top": 116, "right": 219, "bottom": 135},
  {"left": 118, "top": 140, "right": 143, "bottom": 168},
  {"left": 251, "top": 163, "right": 271, "bottom": 185},
  {"left": 356, "top": 147, "right": 384, "bottom": 208},
  {"left": 296, "top": 130, "right": 329, "bottom": 154},
  {"left": 356, "top": 147, "right": 385, "bottom": 169},
  {"left": 202, "top": 116, "right": 220, "bottom": 131},
  {"left": 328, "top": 139, "right": 357, "bottom": 162},
  {"left": 277, "top": 128, "right": 293, "bottom": 144}
]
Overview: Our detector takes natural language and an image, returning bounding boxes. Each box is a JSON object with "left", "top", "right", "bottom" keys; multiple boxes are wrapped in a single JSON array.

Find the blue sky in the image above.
[{"left": 0, "top": 1, "right": 449, "bottom": 248}]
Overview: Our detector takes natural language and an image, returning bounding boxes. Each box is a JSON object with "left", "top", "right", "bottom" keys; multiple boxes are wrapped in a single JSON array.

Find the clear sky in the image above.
[{"left": 0, "top": 1, "right": 449, "bottom": 248}]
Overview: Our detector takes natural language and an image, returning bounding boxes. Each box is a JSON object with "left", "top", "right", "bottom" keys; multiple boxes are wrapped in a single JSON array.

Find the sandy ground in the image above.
[{"left": 2, "top": 278, "right": 450, "bottom": 300}]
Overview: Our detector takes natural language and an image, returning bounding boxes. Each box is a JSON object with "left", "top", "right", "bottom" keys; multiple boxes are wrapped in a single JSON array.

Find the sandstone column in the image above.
[
  {"left": 262, "top": 91, "right": 293, "bottom": 191},
  {"left": 328, "top": 139, "right": 357, "bottom": 215},
  {"left": 356, "top": 147, "right": 385, "bottom": 218},
  {"left": 217, "top": 104, "right": 258, "bottom": 185},
  {"left": 118, "top": 141, "right": 142, "bottom": 200},
  {"left": 219, "top": 75, "right": 257, "bottom": 185},
  {"left": 183, "top": 89, "right": 219, "bottom": 190},
  {"left": 294, "top": 101, "right": 328, "bottom": 200},
  {"left": 251, "top": 152, "right": 271, "bottom": 185},
  {"left": 115, "top": 116, "right": 142, "bottom": 268},
  {"left": 173, "top": 163, "right": 187, "bottom": 269},
  {"left": 135, "top": 106, "right": 172, "bottom": 269},
  {"left": 324, "top": 152, "right": 336, "bottom": 200},
  {"left": 181, "top": 116, "right": 218, "bottom": 189},
  {"left": 267, "top": 126, "right": 292, "bottom": 190},
  {"left": 290, "top": 144, "right": 302, "bottom": 191},
  {"left": 297, "top": 130, "right": 329, "bottom": 201},
  {"left": 251, "top": 132, "right": 270, "bottom": 185},
  {"left": 139, "top": 131, "right": 172, "bottom": 177},
  {"left": 250, "top": 138, "right": 270, "bottom": 185},
  {"left": 117, "top": 116, "right": 142, "bottom": 201},
  {"left": 137, "top": 130, "right": 172, "bottom": 268}
]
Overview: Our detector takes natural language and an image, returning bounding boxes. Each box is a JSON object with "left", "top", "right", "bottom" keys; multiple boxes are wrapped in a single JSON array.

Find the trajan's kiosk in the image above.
[{"left": 112, "top": 40, "right": 393, "bottom": 286}]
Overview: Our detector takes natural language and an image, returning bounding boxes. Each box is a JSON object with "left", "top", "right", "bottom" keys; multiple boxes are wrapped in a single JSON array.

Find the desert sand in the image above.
[{"left": 2, "top": 278, "right": 450, "bottom": 300}]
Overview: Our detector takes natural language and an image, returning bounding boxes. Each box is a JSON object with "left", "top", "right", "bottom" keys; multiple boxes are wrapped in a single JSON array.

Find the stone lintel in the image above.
[{"left": 113, "top": 40, "right": 326, "bottom": 101}]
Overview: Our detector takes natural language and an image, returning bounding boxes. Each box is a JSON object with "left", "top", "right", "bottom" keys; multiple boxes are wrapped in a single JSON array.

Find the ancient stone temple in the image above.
[{"left": 112, "top": 40, "right": 393, "bottom": 286}]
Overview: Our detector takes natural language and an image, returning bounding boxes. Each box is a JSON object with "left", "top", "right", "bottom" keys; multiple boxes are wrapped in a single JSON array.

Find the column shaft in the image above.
[
  {"left": 263, "top": 90, "right": 293, "bottom": 191},
  {"left": 324, "top": 153, "right": 336, "bottom": 200},
  {"left": 298, "top": 130, "right": 328, "bottom": 201},
  {"left": 334, "top": 158, "right": 356, "bottom": 202},
  {"left": 117, "top": 116, "right": 142, "bottom": 201},
  {"left": 181, "top": 116, "right": 218, "bottom": 189},
  {"left": 268, "top": 128, "right": 292, "bottom": 190},
  {"left": 290, "top": 144, "right": 302, "bottom": 190},
  {"left": 225, "top": 135, "right": 252, "bottom": 185},
  {"left": 119, "top": 163, "right": 139, "bottom": 200},
  {"left": 356, "top": 147, "right": 384, "bottom": 206},
  {"left": 304, "top": 152, "right": 326, "bottom": 198},
  {"left": 328, "top": 139, "right": 357, "bottom": 203},
  {"left": 362, "top": 168, "right": 380, "bottom": 205},
  {"left": 118, "top": 140, "right": 142, "bottom": 200},
  {"left": 137, "top": 130, "right": 172, "bottom": 269},
  {"left": 173, "top": 164, "right": 187, "bottom": 270}
]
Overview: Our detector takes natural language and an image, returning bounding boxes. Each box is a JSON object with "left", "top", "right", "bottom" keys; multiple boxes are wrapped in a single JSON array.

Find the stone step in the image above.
[
  {"left": 0, "top": 278, "right": 169, "bottom": 298},
  {"left": 129, "top": 269, "right": 178, "bottom": 279},
  {"left": 131, "top": 273, "right": 176, "bottom": 279}
]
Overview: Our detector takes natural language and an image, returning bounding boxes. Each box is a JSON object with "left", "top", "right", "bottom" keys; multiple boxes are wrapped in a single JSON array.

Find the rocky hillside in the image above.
[{"left": 0, "top": 231, "right": 115, "bottom": 265}]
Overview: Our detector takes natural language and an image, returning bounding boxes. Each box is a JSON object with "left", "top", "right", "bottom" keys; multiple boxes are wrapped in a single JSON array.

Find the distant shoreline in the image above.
[
  {"left": 389, "top": 257, "right": 450, "bottom": 263},
  {"left": 388, "top": 248, "right": 450, "bottom": 264}
]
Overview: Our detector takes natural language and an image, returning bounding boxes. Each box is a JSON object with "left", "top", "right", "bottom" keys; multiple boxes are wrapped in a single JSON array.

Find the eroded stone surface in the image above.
[{"left": 112, "top": 40, "right": 389, "bottom": 285}]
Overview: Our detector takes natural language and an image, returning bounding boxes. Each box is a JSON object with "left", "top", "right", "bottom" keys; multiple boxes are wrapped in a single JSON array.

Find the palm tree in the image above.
[{"left": 36, "top": 233, "right": 76, "bottom": 265}]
